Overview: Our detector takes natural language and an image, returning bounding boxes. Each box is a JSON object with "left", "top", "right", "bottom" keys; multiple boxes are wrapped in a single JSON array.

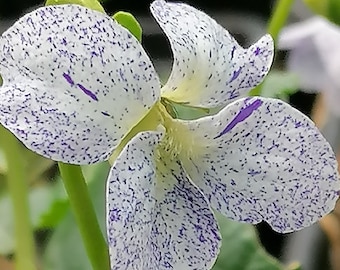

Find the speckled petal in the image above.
[
  {"left": 106, "top": 130, "right": 221, "bottom": 270},
  {"left": 0, "top": 5, "right": 160, "bottom": 164},
  {"left": 150, "top": 0, "right": 273, "bottom": 108},
  {"left": 176, "top": 97, "right": 339, "bottom": 233}
]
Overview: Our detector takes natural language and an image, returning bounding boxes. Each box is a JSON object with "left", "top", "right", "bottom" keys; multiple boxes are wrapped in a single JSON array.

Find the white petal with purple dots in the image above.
[
  {"left": 150, "top": 0, "right": 274, "bottom": 108},
  {"left": 107, "top": 130, "right": 221, "bottom": 270},
  {"left": 175, "top": 97, "right": 339, "bottom": 233},
  {"left": 0, "top": 4, "right": 160, "bottom": 164}
]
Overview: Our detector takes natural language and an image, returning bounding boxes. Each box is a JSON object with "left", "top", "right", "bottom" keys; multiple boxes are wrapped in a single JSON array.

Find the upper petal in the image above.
[
  {"left": 106, "top": 130, "right": 221, "bottom": 270},
  {"left": 0, "top": 5, "right": 160, "bottom": 164},
  {"left": 150, "top": 0, "right": 274, "bottom": 108},
  {"left": 175, "top": 97, "right": 339, "bottom": 233}
]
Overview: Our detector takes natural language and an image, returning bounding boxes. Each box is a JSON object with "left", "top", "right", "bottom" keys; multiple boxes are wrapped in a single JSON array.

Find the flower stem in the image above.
[
  {"left": 0, "top": 126, "right": 36, "bottom": 270},
  {"left": 250, "top": 0, "right": 295, "bottom": 96},
  {"left": 267, "top": 0, "right": 295, "bottom": 44},
  {"left": 58, "top": 162, "right": 110, "bottom": 270}
]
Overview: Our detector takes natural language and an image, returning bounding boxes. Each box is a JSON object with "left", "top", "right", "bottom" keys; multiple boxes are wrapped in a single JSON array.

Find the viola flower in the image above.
[
  {"left": 0, "top": 1, "right": 339, "bottom": 269},
  {"left": 279, "top": 17, "right": 340, "bottom": 115}
]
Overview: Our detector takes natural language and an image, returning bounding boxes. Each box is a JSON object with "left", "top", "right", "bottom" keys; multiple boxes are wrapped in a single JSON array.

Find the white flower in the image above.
[
  {"left": 279, "top": 16, "right": 340, "bottom": 115},
  {"left": 0, "top": 1, "right": 339, "bottom": 269}
]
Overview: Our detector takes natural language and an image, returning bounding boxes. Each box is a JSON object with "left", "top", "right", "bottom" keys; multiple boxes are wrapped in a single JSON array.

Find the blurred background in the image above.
[{"left": 0, "top": 0, "right": 337, "bottom": 270}]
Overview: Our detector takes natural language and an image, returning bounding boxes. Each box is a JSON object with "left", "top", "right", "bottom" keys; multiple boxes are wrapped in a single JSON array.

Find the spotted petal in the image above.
[
  {"left": 0, "top": 5, "right": 160, "bottom": 164},
  {"left": 175, "top": 97, "right": 339, "bottom": 233},
  {"left": 106, "top": 130, "right": 221, "bottom": 269},
  {"left": 150, "top": 0, "right": 273, "bottom": 108}
]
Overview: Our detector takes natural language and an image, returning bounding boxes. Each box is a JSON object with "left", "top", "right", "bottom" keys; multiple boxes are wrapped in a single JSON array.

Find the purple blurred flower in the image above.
[{"left": 279, "top": 17, "right": 340, "bottom": 115}]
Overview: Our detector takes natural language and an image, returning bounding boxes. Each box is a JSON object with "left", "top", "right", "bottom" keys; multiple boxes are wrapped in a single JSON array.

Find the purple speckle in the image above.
[
  {"left": 109, "top": 208, "right": 121, "bottom": 222},
  {"left": 295, "top": 121, "right": 302, "bottom": 128},
  {"left": 230, "top": 45, "right": 236, "bottom": 59},
  {"left": 101, "top": 111, "right": 110, "bottom": 117},
  {"left": 63, "top": 73, "right": 74, "bottom": 85},
  {"left": 248, "top": 169, "right": 261, "bottom": 177},
  {"left": 229, "top": 67, "right": 242, "bottom": 83},
  {"left": 61, "top": 38, "right": 67, "bottom": 45},
  {"left": 254, "top": 47, "right": 261, "bottom": 56},
  {"left": 76, "top": 83, "right": 98, "bottom": 101},
  {"left": 214, "top": 99, "right": 263, "bottom": 139}
]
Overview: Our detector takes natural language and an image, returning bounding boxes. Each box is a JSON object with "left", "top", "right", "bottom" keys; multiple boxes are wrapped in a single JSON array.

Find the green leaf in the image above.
[
  {"left": 39, "top": 199, "right": 69, "bottom": 228},
  {"left": 113, "top": 11, "right": 142, "bottom": 42},
  {"left": 0, "top": 185, "right": 58, "bottom": 255},
  {"left": 45, "top": 0, "right": 105, "bottom": 13},
  {"left": 260, "top": 71, "right": 300, "bottom": 101},
  {"left": 38, "top": 164, "right": 106, "bottom": 228},
  {"left": 43, "top": 162, "right": 109, "bottom": 270},
  {"left": 212, "top": 213, "right": 283, "bottom": 270}
]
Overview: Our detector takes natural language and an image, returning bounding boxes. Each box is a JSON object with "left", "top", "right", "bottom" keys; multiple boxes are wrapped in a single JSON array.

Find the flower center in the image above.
[
  {"left": 109, "top": 102, "right": 163, "bottom": 164},
  {"left": 109, "top": 99, "right": 197, "bottom": 165},
  {"left": 158, "top": 101, "right": 197, "bottom": 161}
]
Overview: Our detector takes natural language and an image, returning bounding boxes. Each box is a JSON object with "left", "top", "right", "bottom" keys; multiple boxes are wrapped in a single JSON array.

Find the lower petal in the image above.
[
  {"left": 106, "top": 130, "right": 221, "bottom": 269},
  {"left": 154, "top": 154, "right": 221, "bottom": 269}
]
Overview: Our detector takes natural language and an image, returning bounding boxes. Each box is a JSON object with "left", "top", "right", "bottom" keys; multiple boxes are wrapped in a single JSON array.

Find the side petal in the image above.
[
  {"left": 150, "top": 0, "right": 273, "bottom": 108},
  {"left": 0, "top": 5, "right": 160, "bottom": 164},
  {"left": 175, "top": 97, "right": 339, "bottom": 233},
  {"left": 106, "top": 130, "right": 221, "bottom": 270}
]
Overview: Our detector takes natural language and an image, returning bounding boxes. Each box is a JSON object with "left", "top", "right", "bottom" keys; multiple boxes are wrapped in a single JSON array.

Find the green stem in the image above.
[
  {"left": 0, "top": 126, "right": 36, "bottom": 270},
  {"left": 250, "top": 0, "right": 295, "bottom": 96},
  {"left": 58, "top": 163, "right": 110, "bottom": 270},
  {"left": 268, "top": 0, "right": 295, "bottom": 44}
]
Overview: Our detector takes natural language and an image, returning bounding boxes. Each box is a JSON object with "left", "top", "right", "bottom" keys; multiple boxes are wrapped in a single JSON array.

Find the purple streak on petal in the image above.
[
  {"left": 101, "top": 111, "right": 110, "bottom": 117},
  {"left": 76, "top": 83, "right": 98, "bottom": 101},
  {"left": 63, "top": 73, "right": 74, "bottom": 85},
  {"left": 228, "top": 67, "right": 242, "bottom": 83},
  {"left": 230, "top": 45, "right": 236, "bottom": 60},
  {"left": 63, "top": 73, "right": 98, "bottom": 101},
  {"left": 214, "top": 99, "right": 263, "bottom": 139}
]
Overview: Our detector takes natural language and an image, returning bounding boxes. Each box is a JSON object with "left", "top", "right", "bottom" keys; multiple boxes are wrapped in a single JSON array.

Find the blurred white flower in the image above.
[{"left": 279, "top": 17, "right": 340, "bottom": 115}]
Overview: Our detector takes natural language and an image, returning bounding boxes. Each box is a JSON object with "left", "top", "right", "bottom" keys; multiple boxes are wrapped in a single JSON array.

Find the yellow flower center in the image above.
[{"left": 109, "top": 99, "right": 197, "bottom": 164}]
